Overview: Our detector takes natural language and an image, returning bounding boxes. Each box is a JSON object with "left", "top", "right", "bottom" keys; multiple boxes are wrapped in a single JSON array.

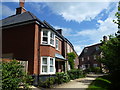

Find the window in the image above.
[
  {"left": 50, "top": 32, "right": 54, "bottom": 45},
  {"left": 94, "top": 55, "right": 96, "bottom": 60},
  {"left": 41, "top": 57, "right": 55, "bottom": 74},
  {"left": 50, "top": 58, "right": 54, "bottom": 72},
  {"left": 96, "top": 46, "right": 99, "bottom": 50},
  {"left": 88, "top": 56, "right": 90, "bottom": 60},
  {"left": 93, "top": 64, "right": 98, "bottom": 67},
  {"left": 56, "top": 39, "right": 59, "bottom": 50},
  {"left": 41, "top": 29, "right": 55, "bottom": 46},
  {"left": 84, "top": 48, "right": 88, "bottom": 53},
  {"left": 42, "top": 57, "right": 48, "bottom": 73},
  {"left": 42, "top": 30, "right": 48, "bottom": 44},
  {"left": 82, "top": 57, "right": 84, "bottom": 61}
]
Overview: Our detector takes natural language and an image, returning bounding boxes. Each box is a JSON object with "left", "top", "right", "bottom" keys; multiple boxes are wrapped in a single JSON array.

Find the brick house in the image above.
[
  {"left": 1, "top": 1, "right": 78, "bottom": 81},
  {"left": 78, "top": 36, "right": 107, "bottom": 70}
]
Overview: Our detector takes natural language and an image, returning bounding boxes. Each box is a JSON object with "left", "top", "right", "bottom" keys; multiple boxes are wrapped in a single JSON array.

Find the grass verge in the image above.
[{"left": 87, "top": 75, "right": 111, "bottom": 90}]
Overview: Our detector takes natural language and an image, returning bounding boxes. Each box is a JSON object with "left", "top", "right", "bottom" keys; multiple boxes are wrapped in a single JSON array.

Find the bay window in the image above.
[
  {"left": 41, "top": 57, "right": 55, "bottom": 74},
  {"left": 41, "top": 29, "right": 55, "bottom": 46},
  {"left": 42, "top": 57, "right": 48, "bottom": 73},
  {"left": 42, "top": 30, "right": 48, "bottom": 44},
  {"left": 50, "top": 32, "right": 54, "bottom": 45},
  {"left": 56, "top": 39, "right": 59, "bottom": 50}
]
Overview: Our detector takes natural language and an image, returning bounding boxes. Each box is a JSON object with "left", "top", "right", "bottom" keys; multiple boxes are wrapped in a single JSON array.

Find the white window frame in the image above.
[
  {"left": 56, "top": 39, "right": 59, "bottom": 50},
  {"left": 88, "top": 56, "right": 90, "bottom": 60},
  {"left": 41, "top": 56, "right": 55, "bottom": 75},
  {"left": 50, "top": 32, "right": 55, "bottom": 46},
  {"left": 82, "top": 57, "right": 84, "bottom": 61},
  {"left": 94, "top": 55, "right": 96, "bottom": 60},
  {"left": 41, "top": 29, "right": 55, "bottom": 47},
  {"left": 42, "top": 30, "right": 49, "bottom": 44}
]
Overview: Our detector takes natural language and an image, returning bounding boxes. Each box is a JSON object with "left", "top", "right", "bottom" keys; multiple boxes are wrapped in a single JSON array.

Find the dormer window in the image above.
[
  {"left": 84, "top": 48, "right": 88, "bottom": 53},
  {"left": 96, "top": 46, "right": 99, "bottom": 50}
]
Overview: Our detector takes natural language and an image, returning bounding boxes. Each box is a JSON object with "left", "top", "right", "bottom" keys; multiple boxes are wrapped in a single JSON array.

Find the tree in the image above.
[
  {"left": 99, "top": 1, "right": 120, "bottom": 74},
  {"left": 99, "top": 36, "right": 120, "bottom": 73},
  {"left": 67, "top": 52, "right": 76, "bottom": 69}
]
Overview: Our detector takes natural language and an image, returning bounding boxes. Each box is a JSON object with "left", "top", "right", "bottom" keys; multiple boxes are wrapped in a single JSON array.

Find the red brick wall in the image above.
[
  {"left": 2, "top": 23, "right": 35, "bottom": 74},
  {"left": 33, "top": 24, "right": 39, "bottom": 74},
  {"left": 40, "top": 45, "right": 61, "bottom": 57}
]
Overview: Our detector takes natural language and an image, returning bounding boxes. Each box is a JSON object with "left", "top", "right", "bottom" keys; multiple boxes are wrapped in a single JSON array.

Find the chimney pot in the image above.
[
  {"left": 103, "top": 36, "right": 107, "bottom": 42},
  {"left": 16, "top": 0, "right": 26, "bottom": 15},
  {"left": 19, "top": 0, "right": 25, "bottom": 7}
]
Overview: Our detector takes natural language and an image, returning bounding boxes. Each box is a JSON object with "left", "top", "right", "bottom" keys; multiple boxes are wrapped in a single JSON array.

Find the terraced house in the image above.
[{"left": 1, "top": 0, "right": 78, "bottom": 81}]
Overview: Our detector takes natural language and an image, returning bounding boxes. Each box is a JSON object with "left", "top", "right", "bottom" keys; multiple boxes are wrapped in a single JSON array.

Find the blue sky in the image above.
[{"left": 0, "top": 1, "right": 118, "bottom": 55}]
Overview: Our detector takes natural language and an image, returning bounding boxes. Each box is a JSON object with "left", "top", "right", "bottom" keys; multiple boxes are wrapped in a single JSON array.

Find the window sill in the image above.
[
  {"left": 40, "top": 73, "right": 55, "bottom": 75},
  {"left": 41, "top": 44, "right": 55, "bottom": 48}
]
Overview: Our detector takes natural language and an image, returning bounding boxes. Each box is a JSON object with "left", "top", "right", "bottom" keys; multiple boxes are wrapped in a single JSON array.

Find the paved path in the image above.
[{"left": 54, "top": 74, "right": 104, "bottom": 89}]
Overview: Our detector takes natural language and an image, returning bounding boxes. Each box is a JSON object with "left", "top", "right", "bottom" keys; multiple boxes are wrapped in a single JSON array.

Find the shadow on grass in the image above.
[{"left": 86, "top": 75, "right": 111, "bottom": 90}]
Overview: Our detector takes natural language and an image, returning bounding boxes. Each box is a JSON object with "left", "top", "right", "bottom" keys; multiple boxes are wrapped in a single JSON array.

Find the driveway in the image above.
[{"left": 54, "top": 74, "right": 104, "bottom": 89}]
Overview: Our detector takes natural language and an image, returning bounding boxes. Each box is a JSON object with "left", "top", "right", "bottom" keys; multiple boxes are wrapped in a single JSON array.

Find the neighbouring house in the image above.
[
  {"left": 1, "top": 0, "right": 78, "bottom": 84},
  {"left": 78, "top": 36, "right": 107, "bottom": 71}
]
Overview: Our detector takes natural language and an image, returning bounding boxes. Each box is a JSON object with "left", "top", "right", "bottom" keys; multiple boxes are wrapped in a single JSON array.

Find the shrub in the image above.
[
  {"left": 2, "top": 60, "right": 33, "bottom": 90},
  {"left": 39, "top": 77, "right": 56, "bottom": 88},
  {"left": 39, "top": 72, "right": 70, "bottom": 88},
  {"left": 56, "top": 72, "right": 70, "bottom": 84},
  {"left": 67, "top": 69, "right": 85, "bottom": 80}
]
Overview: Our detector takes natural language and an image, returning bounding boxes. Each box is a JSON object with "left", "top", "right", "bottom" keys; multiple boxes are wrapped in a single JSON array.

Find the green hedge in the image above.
[
  {"left": 84, "top": 67, "right": 102, "bottom": 74},
  {"left": 67, "top": 69, "right": 85, "bottom": 80},
  {"left": 39, "top": 69, "right": 85, "bottom": 88}
]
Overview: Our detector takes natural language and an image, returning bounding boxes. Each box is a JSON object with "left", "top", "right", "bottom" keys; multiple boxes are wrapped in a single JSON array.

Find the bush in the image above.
[
  {"left": 67, "top": 69, "right": 85, "bottom": 80},
  {"left": 39, "top": 77, "right": 56, "bottom": 88},
  {"left": 56, "top": 72, "right": 70, "bottom": 84},
  {"left": 38, "top": 70, "right": 85, "bottom": 88},
  {"left": 39, "top": 72, "right": 70, "bottom": 88},
  {"left": 2, "top": 60, "right": 33, "bottom": 90}
]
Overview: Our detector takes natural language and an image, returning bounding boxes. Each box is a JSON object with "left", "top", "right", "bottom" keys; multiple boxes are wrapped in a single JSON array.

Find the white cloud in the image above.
[
  {"left": 1, "top": 4, "right": 15, "bottom": 18},
  {"left": 74, "top": 45, "right": 86, "bottom": 55},
  {"left": 46, "top": 2, "right": 110, "bottom": 23},
  {"left": 76, "top": 6, "right": 118, "bottom": 44}
]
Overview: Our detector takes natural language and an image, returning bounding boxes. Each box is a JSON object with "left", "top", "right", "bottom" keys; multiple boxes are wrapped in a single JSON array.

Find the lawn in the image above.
[{"left": 87, "top": 75, "right": 112, "bottom": 90}]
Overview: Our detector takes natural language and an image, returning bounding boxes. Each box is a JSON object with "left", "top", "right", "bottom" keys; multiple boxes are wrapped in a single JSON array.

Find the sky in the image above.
[{"left": 0, "top": 0, "right": 118, "bottom": 55}]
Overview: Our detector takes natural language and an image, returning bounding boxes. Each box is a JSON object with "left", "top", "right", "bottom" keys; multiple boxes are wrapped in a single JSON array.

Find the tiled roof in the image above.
[
  {"left": 79, "top": 43, "right": 102, "bottom": 58},
  {"left": 1, "top": 10, "right": 77, "bottom": 55},
  {"left": 0, "top": 11, "right": 43, "bottom": 27}
]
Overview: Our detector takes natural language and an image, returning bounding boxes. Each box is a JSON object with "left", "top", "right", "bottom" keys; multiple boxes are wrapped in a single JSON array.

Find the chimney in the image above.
[
  {"left": 56, "top": 29, "right": 62, "bottom": 35},
  {"left": 16, "top": 0, "right": 26, "bottom": 15},
  {"left": 103, "top": 36, "right": 107, "bottom": 42}
]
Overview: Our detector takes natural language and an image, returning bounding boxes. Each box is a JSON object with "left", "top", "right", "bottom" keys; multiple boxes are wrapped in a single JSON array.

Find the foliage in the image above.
[
  {"left": 56, "top": 72, "right": 70, "bottom": 84},
  {"left": 87, "top": 75, "right": 112, "bottom": 90},
  {"left": 67, "top": 52, "right": 76, "bottom": 69},
  {"left": 39, "top": 77, "right": 57, "bottom": 88},
  {"left": 67, "top": 69, "right": 85, "bottom": 80},
  {"left": 99, "top": 36, "right": 120, "bottom": 73},
  {"left": 2, "top": 60, "right": 33, "bottom": 90},
  {"left": 39, "top": 72, "right": 70, "bottom": 88},
  {"left": 85, "top": 67, "right": 102, "bottom": 74},
  {"left": 38, "top": 70, "right": 85, "bottom": 88}
]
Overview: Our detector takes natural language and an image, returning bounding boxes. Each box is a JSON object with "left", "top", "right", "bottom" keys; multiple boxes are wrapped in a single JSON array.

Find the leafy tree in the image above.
[
  {"left": 99, "top": 1, "right": 120, "bottom": 74},
  {"left": 2, "top": 60, "right": 33, "bottom": 90},
  {"left": 67, "top": 52, "right": 76, "bottom": 69}
]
